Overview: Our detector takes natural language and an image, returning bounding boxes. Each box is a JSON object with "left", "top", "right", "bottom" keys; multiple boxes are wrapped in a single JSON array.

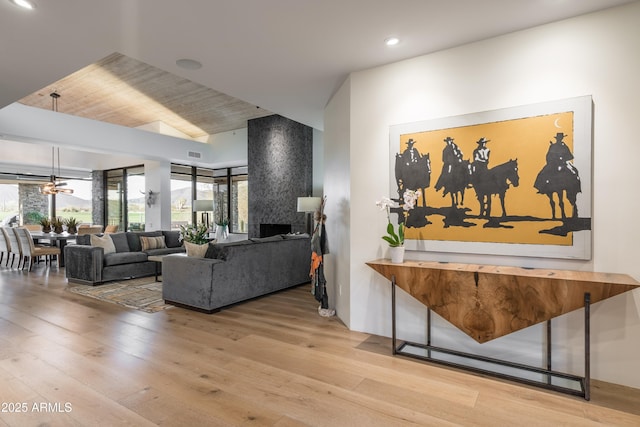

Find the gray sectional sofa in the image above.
[
  {"left": 162, "top": 234, "right": 311, "bottom": 313},
  {"left": 65, "top": 230, "right": 185, "bottom": 285}
]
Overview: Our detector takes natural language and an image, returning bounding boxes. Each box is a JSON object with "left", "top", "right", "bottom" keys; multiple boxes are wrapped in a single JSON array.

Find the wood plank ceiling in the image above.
[{"left": 18, "top": 52, "right": 273, "bottom": 140}]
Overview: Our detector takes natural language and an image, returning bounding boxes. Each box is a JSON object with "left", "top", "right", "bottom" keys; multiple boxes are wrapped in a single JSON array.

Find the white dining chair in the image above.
[
  {"left": 0, "top": 227, "right": 9, "bottom": 266},
  {"left": 14, "top": 227, "right": 61, "bottom": 271},
  {"left": 2, "top": 227, "right": 21, "bottom": 268}
]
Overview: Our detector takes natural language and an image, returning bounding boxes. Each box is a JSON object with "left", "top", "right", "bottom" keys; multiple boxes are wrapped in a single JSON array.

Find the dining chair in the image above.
[
  {"left": 0, "top": 227, "right": 9, "bottom": 266},
  {"left": 14, "top": 227, "right": 60, "bottom": 271},
  {"left": 104, "top": 224, "right": 119, "bottom": 233},
  {"left": 77, "top": 226, "right": 104, "bottom": 235},
  {"left": 2, "top": 227, "right": 21, "bottom": 268}
]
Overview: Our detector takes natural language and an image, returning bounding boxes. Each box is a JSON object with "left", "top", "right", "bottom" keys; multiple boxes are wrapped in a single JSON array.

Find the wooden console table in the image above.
[{"left": 366, "top": 259, "right": 640, "bottom": 399}]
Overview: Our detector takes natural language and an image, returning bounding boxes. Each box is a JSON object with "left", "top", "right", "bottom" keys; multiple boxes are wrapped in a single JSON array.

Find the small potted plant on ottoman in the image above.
[{"left": 179, "top": 223, "right": 210, "bottom": 257}]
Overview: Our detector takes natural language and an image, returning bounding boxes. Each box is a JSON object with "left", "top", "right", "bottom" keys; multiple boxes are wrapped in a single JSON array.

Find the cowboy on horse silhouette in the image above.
[
  {"left": 534, "top": 132, "right": 581, "bottom": 219},
  {"left": 435, "top": 136, "right": 470, "bottom": 207},
  {"left": 472, "top": 137, "right": 491, "bottom": 175},
  {"left": 395, "top": 138, "right": 431, "bottom": 207},
  {"left": 468, "top": 137, "right": 520, "bottom": 218}
]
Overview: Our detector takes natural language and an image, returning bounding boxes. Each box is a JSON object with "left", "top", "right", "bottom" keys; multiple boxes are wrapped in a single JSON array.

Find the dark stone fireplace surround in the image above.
[{"left": 248, "top": 115, "right": 313, "bottom": 239}]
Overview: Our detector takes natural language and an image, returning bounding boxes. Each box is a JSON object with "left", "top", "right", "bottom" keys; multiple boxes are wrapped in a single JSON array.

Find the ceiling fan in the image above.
[{"left": 39, "top": 146, "right": 74, "bottom": 195}]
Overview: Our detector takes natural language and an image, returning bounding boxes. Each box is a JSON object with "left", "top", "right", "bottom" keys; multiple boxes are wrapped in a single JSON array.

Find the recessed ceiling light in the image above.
[
  {"left": 385, "top": 37, "right": 400, "bottom": 47},
  {"left": 176, "top": 58, "right": 203, "bottom": 70},
  {"left": 9, "top": 0, "right": 36, "bottom": 10}
]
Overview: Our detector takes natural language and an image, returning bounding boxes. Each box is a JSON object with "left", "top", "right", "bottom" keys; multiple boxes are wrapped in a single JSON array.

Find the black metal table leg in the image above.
[
  {"left": 391, "top": 274, "right": 397, "bottom": 354},
  {"left": 585, "top": 292, "right": 591, "bottom": 401}
]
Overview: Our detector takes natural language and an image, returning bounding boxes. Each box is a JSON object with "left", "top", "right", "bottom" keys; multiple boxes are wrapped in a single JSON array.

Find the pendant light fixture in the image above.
[{"left": 39, "top": 92, "right": 74, "bottom": 195}]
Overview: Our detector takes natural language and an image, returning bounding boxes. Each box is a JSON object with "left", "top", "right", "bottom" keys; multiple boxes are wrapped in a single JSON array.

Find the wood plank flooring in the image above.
[{"left": 1, "top": 266, "right": 639, "bottom": 426}]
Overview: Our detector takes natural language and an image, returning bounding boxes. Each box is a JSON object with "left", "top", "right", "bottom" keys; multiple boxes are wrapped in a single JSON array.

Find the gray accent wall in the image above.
[{"left": 248, "top": 115, "right": 313, "bottom": 238}]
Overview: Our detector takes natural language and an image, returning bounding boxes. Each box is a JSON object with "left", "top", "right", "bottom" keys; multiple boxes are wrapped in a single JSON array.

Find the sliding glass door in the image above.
[
  {"left": 126, "top": 166, "right": 145, "bottom": 230},
  {"left": 105, "top": 165, "right": 145, "bottom": 231},
  {"left": 106, "top": 169, "right": 124, "bottom": 231}
]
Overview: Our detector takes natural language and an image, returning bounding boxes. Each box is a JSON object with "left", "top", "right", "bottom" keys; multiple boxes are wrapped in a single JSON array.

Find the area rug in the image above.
[{"left": 66, "top": 277, "right": 172, "bottom": 313}]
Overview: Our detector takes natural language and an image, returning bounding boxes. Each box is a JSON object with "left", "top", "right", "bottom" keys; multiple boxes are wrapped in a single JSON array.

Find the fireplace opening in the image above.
[{"left": 260, "top": 223, "right": 291, "bottom": 238}]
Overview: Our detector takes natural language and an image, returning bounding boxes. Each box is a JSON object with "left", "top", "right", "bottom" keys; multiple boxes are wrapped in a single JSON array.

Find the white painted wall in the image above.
[
  {"left": 0, "top": 103, "right": 215, "bottom": 167},
  {"left": 207, "top": 128, "right": 249, "bottom": 167},
  {"left": 325, "top": 2, "right": 640, "bottom": 388},
  {"left": 143, "top": 160, "right": 172, "bottom": 230},
  {"left": 324, "top": 77, "right": 351, "bottom": 322}
]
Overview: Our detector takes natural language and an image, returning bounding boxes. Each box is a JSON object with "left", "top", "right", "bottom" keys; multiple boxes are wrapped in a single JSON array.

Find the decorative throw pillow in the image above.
[
  {"left": 90, "top": 234, "right": 116, "bottom": 254},
  {"left": 140, "top": 235, "right": 167, "bottom": 251},
  {"left": 184, "top": 241, "right": 209, "bottom": 258}
]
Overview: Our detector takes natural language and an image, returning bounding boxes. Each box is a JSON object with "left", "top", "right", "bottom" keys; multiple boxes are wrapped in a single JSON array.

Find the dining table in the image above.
[{"left": 30, "top": 231, "right": 77, "bottom": 267}]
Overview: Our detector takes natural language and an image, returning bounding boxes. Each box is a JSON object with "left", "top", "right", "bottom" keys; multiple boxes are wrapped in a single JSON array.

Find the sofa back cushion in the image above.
[
  {"left": 109, "top": 232, "right": 131, "bottom": 253},
  {"left": 140, "top": 235, "right": 166, "bottom": 251},
  {"left": 90, "top": 234, "right": 116, "bottom": 254},
  {"left": 126, "top": 230, "right": 163, "bottom": 252},
  {"left": 162, "top": 230, "right": 183, "bottom": 248}
]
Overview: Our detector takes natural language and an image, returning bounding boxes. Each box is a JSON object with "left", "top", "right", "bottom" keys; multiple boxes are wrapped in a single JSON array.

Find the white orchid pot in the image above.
[{"left": 389, "top": 246, "right": 405, "bottom": 264}]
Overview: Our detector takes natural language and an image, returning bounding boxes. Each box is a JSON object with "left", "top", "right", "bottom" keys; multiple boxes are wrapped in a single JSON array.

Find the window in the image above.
[
  {"left": 0, "top": 176, "right": 92, "bottom": 227},
  {"left": 212, "top": 168, "right": 228, "bottom": 228},
  {"left": 0, "top": 183, "right": 19, "bottom": 226},
  {"left": 170, "top": 164, "right": 193, "bottom": 230},
  {"left": 171, "top": 164, "right": 248, "bottom": 233},
  {"left": 194, "top": 167, "right": 214, "bottom": 229},
  {"left": 231, "top": 167, "right": 248, "bottom": 233},
  {"left": 56, "top": 179, "right": 93, "bottom": 225}
]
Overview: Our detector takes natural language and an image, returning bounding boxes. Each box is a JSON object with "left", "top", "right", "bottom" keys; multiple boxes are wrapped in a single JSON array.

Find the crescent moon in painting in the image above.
[{"left": 554, "top": 118, "right": 561, "bottom": 128}]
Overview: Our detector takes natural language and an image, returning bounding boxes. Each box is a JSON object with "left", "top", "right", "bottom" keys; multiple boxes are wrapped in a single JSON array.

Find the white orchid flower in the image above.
[
  {"left": 376, "top": 197, "right": 399, "bottom": 210},
  {"left": 402, "top": 189, "right": 421, "bottom": 211}
]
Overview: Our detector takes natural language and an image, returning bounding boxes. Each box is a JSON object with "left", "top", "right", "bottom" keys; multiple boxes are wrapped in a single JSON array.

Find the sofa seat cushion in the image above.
[
  {"left": 145, "top": 247, "right": 186, "bottom": 256},
  {"left": 103, "top": 251, "right": 148, "bottom": 267}
]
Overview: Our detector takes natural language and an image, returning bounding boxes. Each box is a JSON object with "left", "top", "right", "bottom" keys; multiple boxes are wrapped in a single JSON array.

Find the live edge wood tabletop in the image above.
[{"left": 366, "top": 259, "right": 640, "bottom": 343}]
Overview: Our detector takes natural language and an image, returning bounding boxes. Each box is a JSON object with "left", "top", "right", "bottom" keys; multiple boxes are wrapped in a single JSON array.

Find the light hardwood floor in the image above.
[{"left": 1, "top": 265, "right": 639, "bottom": 426}]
